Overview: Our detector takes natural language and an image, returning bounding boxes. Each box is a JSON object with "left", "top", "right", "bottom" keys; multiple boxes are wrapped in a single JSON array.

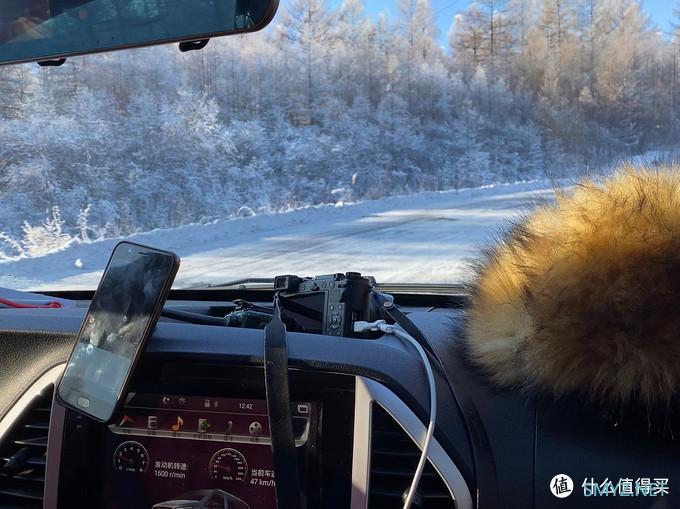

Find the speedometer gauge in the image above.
[
  {"left": 208, "top": 448, "right": 248, "bottom": 482},
  {"left": 113, "top": 441, "right": 149, "bottom": 473}
]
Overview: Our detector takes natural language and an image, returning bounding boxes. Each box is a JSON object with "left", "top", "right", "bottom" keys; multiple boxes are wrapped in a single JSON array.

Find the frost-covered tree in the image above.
[{"left": 0, "top": 0, "right": 676, "bottom": 257}]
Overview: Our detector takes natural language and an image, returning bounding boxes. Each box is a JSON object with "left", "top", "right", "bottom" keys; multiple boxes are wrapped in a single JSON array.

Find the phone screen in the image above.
[{"left": 58, "top": 242, "right": 179, "bottom": 422}]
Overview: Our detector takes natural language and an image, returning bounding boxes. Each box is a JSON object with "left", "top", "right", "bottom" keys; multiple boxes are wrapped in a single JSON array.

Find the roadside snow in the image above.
[{"left": 0, "top": 180, "right": 556, "bottom": 291}]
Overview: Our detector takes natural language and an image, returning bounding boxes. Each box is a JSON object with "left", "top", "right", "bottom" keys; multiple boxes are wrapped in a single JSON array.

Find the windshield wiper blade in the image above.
[
  {"left": 206, "top": 278, "right": 275, "bottom": 289},
  {"left": 374, "top": 283, "right": 467, "bottom": 296},
  {"left": 202, "top": 279, "right": 467, "bottom": 296}
]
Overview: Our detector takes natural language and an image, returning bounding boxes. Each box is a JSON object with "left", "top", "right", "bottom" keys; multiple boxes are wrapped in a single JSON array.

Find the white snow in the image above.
[{"left": 0, "top": 181, "right": 556, "bottom": 291}]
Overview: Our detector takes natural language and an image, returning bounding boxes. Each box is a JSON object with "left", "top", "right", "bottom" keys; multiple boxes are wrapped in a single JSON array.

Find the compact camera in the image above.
[{"left": 274, "top": 272, "right": 378, "bottom": 337}]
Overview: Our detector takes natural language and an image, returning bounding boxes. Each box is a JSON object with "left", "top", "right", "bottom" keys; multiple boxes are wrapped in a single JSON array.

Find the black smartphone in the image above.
[{"left": 57, "top": 241, "right": 180, "bottom": 422}]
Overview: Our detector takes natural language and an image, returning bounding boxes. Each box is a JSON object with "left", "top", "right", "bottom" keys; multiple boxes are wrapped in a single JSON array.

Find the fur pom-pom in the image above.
[{"left": 467, "top": 167, "right": 680, "bottom": 410}]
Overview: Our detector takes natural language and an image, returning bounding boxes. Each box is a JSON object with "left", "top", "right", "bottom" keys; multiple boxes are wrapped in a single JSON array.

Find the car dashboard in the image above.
[
  {"left": 0, "top": 288, "right": 476, "bottom": 509},
  {"left": 2, "top": 287, "right": 680, "bottom": 509}
]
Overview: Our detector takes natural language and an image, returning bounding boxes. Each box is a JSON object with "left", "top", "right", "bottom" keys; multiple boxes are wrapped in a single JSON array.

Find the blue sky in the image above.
[
  {"left": 642, "top": 0, "right": 675, "bottom": 32},
  {"left": 321, "top": 0, "right": 676, "bottom": 45}
]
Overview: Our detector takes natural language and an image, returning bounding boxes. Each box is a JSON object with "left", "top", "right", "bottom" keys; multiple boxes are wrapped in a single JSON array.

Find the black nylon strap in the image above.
[
  {"left": 264, "top": 296, "right": 303, "bottom": 509},
  {"left": 373, "top": 292, "right": 440, "bottom": 360}
]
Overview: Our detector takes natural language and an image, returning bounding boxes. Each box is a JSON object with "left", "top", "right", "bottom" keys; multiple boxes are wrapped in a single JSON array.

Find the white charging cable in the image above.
[{"left": 354, "top": 319, "right": 437, "bottom": 509}]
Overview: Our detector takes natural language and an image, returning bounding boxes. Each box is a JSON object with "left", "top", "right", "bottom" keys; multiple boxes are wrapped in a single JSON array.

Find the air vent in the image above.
[
  {"left": 0, "top": 385, "right": 53, "bottom": 508},
  {"left": 369, "top": 405, "right": 455, "bottom": 508}
]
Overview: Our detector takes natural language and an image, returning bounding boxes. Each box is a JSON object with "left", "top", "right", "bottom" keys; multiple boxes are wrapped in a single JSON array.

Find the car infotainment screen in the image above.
[{"left": 101, "top": 393, "right": 313, "bottom": 509}]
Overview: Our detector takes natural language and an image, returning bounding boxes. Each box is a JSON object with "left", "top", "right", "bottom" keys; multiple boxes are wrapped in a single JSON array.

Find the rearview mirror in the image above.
[{"left": 0, "top": 0, "right": 278, "bottom": 66}]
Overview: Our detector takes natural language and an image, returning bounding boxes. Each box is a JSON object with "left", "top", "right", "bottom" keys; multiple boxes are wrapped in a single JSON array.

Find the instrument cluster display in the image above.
[{"left": 101, "top": 394, "right": 313, "bottom": 509}]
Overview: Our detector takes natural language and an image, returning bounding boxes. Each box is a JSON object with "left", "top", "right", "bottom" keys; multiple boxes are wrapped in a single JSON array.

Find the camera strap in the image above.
[
  {"left": 264, "top": 295, "right": 303, "bottom": 509},
  {"left": 372, "top": 291, "right": 440, "bottom": 360}
]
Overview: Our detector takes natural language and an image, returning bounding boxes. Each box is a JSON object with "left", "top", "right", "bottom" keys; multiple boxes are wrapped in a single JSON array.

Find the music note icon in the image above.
[{"left": 171, "top": 416, "right": 184, "bottom": 432}]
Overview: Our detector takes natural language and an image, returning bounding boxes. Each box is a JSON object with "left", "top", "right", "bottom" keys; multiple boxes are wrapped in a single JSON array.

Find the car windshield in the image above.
[{"left": 0, "top": 0, "right": 674, "bottom": 290}]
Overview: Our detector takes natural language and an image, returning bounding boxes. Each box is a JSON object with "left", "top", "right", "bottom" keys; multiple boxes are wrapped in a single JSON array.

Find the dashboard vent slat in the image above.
[
  {"left": 0, "top": 385, "right": 53, "bottom": 509},
  {"left": 24, "top": 423, "right": 49, "bottom": 431},
  {"left": 0, "top": 477, "right": 45, "bottom": 500},
  {"left": 369, "top": 405, "right": 455, "bottom": 508},
  {"left": 12, "top": 437, "right": 48, "bottom": 447}
]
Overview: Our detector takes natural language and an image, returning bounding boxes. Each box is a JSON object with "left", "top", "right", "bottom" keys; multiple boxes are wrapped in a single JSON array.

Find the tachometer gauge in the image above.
[
  {"left": 113, "top": 441, "right": 149, "bottom": 473},
  {"left": 208, "top": 448, "right": 248, "bottom": 482}
]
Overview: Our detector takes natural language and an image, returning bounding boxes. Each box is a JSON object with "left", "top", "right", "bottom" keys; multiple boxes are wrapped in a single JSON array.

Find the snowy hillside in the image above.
[
  {"left": 1, "top": 0, "right": 678, "bottom": 250},
  {"left": 0, "top": 181, "right": 555, "bottom": 291}
]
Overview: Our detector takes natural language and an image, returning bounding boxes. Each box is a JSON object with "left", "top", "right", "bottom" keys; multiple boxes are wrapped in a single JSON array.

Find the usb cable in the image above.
[{"left": 354, "top": 319, "right": 437, "bottom": 509}]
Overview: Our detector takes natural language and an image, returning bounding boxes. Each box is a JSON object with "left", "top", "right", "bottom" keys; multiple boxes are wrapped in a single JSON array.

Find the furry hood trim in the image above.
[{"left": 467, "top": 168, "right": 680, "bottom": 410}]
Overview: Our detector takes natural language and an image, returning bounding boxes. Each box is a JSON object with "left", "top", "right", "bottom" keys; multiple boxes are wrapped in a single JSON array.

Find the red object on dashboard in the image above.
[{"left": 0, "top": 296, "right": 63, "bottom": 309}]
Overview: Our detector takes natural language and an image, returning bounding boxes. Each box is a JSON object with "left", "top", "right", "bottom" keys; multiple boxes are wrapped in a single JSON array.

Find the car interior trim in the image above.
[
  {"left": 44, "top": 394, "right": 67, "bottom": 509},
  {"left": 0, "top": 363, "right": 64, "bottom": 443},
  {"left": 352, "top": 376, "right": 474, "bottom": 509},
  {"left": 350, "top": 375, "right": 372, "bottom": 509}
]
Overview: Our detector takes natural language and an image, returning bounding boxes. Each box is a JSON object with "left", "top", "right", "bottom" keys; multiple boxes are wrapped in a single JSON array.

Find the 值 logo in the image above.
[{"left": 550, "top": 474, "right": 574, "bottom": 498}]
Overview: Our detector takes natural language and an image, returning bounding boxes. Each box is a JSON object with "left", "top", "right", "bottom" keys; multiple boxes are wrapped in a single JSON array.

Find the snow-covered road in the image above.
[{"left": 0, "top": 181, "right": 556, "bottom": 291}]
